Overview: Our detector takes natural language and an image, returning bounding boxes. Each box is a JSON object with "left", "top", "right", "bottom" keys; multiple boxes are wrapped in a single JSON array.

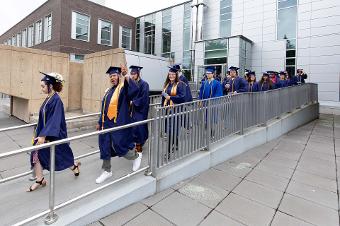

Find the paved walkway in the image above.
[{"left": 92, "top": 114, "right": 340, "bottom": 226}]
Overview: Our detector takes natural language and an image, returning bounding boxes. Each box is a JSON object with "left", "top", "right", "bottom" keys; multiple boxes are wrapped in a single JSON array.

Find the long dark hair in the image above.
[
  {"left": 163, "top": 72, "right": 179, "bottom": 88},
  {"left": 247, "top": 75, "right": 256, "bottom": 83},
  {"left": 259, "top": 75, "right": 273, "bottom": 88}
]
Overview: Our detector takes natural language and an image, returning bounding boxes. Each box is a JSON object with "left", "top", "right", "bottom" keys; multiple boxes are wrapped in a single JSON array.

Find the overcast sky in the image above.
[{"left": 0, "top": 0, "right": 187, "bottom": 35}]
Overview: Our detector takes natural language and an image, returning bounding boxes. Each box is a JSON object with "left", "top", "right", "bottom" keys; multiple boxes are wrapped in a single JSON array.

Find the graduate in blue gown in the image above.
[
  {"left": 224, "top": 66, "right": 247, "bottom": 94},
  {"left": 258, "top": 72, "right": 274, "bottom": 91},
  {"left": 95, "top": 66, "right": 139, "bottom": 184},
  {"left": 277, "top": 71, "right": 289, "bottom": 88},
  {"left": 268, "top": 71, "right": 279, "bottom": 89},
  {"left": 199, "top": 66, "right": 223, "bottom": 99},
  {"left": 161, "top": 66, "right": 186, "bottom": 158},
  {"left": 130, "top": 65, "right": 149, "bottom": 169},
  {"left": 28, "top": 72, "right": 80, "bottom": 192},
  {"left": 173, "top": 64, "right": 193, "bottom": 102},
  {"left": 247, "top": 71, "right": 260, "bottom": 92},
  {"left": 222, "top": 71, "right": 231, "bottom": 95},
  {"left": 296, "top": 69, "right": 308, "bottom": 84},
  {"left": 287, "top": 72, "right": 298, "bottom": 86}
]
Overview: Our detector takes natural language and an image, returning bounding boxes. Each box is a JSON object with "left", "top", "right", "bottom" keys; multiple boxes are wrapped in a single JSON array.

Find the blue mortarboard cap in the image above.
[
  {"left": 245, "top": 69, "right": 251, "bottom": 73},
  {"left": 248, "top": 71, "right": 256, "bottom": 76},
  {"left": 229, "top": 66, "right": 239, "bottom": 71},
  {"left": 40, "top": 72, "right": 57, "bottom": 84},
  {"left": 262, "top": 72, "right": 269, "bottom": 76},
  {"left": 172, "top": 64, "right": 181, "bottom": 71},
  {"left": 129, "top": 65, "right": 143, "bottom": 74},
  {"left": 106, "top": 66, "right": 121, "bottom": 75},
  {"left": 168, "top": 66, "right": 179, "bottom": 73},
  {"left": 205, "top": 66, "right": 215, "bottom": 73},
  {"left": 279, "top": 71, "right": 286, "bottom": 75}
]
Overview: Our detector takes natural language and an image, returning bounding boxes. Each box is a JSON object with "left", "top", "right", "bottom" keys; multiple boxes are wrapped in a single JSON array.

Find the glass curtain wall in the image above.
[{"left": 277, "top": 0, "right": 297, "bottom": 76}]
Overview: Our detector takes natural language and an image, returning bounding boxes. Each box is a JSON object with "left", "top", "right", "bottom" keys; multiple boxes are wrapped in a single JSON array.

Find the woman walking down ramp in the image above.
[{"left": 28, "top": 72, "right": 80, "bottom": 192}]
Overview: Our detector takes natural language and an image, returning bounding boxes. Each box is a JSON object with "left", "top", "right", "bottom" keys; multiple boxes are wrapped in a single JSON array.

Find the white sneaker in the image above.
[
  {"left": 132, "top": 153, "right": 142, "bottom": 172},
  {"left": 95, "top": 171, "right": 112, "bottom": 184}
]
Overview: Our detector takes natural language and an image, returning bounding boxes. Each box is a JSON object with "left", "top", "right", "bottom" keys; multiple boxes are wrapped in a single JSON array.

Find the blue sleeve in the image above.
[
  {"left": 240, "top": 79, "right": 248, "bottom": 93},
  {"left": 132, "top": 82, "right": 150, "bottom": 108},
  {"left": 180, "top": 75, "right": 189, "bottom": 85},
  {"left": 39, "top": 98, "right": 63, "bottom": 138},
  {"left": 213, "top": 81, "right": 223, "bottom": 97},
  {"left": 170, "top": 82, "right": 186, "bottom": 104},
  {"left": 125, "top": 78, "right": 139, "bottom": 101}
]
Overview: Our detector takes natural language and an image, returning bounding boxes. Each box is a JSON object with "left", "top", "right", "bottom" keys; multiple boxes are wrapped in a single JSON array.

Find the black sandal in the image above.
[
  {"left": 27, "top": 177, "right": 47, "bottom": 192},
  {"left": 71, "top": 162, "right": 81, "bottom": 176}
]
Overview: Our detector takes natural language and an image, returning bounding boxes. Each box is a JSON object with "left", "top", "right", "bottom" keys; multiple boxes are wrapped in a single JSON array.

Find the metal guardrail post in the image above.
[
  {"left": 145, "top": 118, "right": 153, "bottom": 176},
  {"left": 151, "top": 108, "right": 159, "bottom": 175},
  {"left": 44, "top": 145, "right": 58, "bottom": 225},
  {"left": 240, "top": 96, "right": 244, "bottom": 135},
  {"left": 206, "top": 99, "right": 211, "bottom": 151}
]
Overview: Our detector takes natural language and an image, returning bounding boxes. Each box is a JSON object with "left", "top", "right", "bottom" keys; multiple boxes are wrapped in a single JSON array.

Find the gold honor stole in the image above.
[
  {"left": 105, "top": 80, "right": 125, "bottom": 123},
  {"left": 163, "top": 82, "right": 178, "bottom": 107}
]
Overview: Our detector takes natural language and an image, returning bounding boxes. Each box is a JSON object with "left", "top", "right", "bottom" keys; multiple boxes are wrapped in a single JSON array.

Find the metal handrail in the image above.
[
  {"left": 0, "top": 112, "right": 100, "bottom": 133},
  {"left": 1, "top": 84, "right": 318, "bottom": 225},
  {"left": 0, "top": 118, "right": 154, "bottom": 226}
]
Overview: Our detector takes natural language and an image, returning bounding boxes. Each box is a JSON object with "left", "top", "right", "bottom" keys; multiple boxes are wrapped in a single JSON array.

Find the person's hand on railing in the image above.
[
  {"left": 225, "top": 84, "right": 230, "bottom": 90},
  {"left": 162, "top": 91, "right": 169, "bottom": 99},
  {"left": 96, "top": 124, "right": 100, "bottom": 131},
  {"left": 35, "top": 136, "right": 46, "bottom": 145}
]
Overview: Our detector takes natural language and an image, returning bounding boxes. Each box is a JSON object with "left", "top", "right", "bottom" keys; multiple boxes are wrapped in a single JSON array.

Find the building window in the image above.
[
  {"left": 28, "top": 25, "right": 34, "bottom": 47},
  {"left": 22, "top": 29, "right": 27, "bottom": 47},
  {"left": 70, "top": 54, "right": 85, "bottom": 62},
  {"left": 98, "top": 19, "right": 112, "bottom": 46},
  {"left": 144, "top": 14, "right": 156, "bottom": 55},
  {"left": 7, "top": 38, "right": 11, "bottom": 46},
  {"left": 35, "top": 20, "right": 42, "bottom": 45},
  {"left": 204, "top": 38, "right": 228, "bottom": 65},
  {"left": 277, "top": 0, "right": 297, "bottom": 75},
  {"left": 4, "top": 40, "right": 7, "bottom": 45},
  {"left": 12, "top": 36, "right": 17, "bottom": 46},
  {"left": 183, "top": 3, "right": 192, "bottom": 80},
  {"left": 120, "top": 26, "right": 132, "bottom": 49},
  {"left": 162, "top": 9, "right": 172, "bottom": 58},
  {"left": 220, "top": 0, "right": 232, "bottom": 37},
  {"left": 16, "top": 33, "right": 22, "bottom": 47},
  {"left": 136, "top": 18, "right": 141, "bottom": 52},
  {"left": 44, "top": 14, "right": 52, "bottom": 42},
  {"left": 72, "top": 11, "right": 90, "bottom": 42}
]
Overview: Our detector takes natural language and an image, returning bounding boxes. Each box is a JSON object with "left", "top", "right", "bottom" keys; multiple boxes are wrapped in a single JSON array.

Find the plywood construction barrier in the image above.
[
  {"left": 82, "top": 48, "right": 127, "bottom": 113},
  {"left": 0, "top": 45, "right": 69, "bottom": 122}
]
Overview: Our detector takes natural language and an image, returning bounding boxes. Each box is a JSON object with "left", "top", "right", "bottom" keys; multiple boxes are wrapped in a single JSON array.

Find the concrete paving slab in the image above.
[
  {"left": 286, "top": 180, "right": 338, "bottom": 210},
  {"left": 213, "top": 161, "right": 252, "bottom": 179},
  {"left": 296, "top": 162, "right": 336, "bottom": 180},
  {"left": 195, "top": 168, "right": 242, "bottom": 191},
  {"left": 233, "top": 180, "right": 283, "bottom": 209},
  {"left": 199, "top": 210, "right": 244, "bottom": 226},
  {"left": 271, "top": 211, "right": 314, "bottom": 226},
  {"left": 178, "top": 178, "right": 229, "bottom": 209},
  {"left": 262, "top": 155, "right": 298, "bottom": 169},
  {"left": 255, "top": 160, "right": 295, "bottom": 179},
  {"left": 100, "top": 203, "right": 148, "bottom": 226},
  {"left": 125, "top": 209, "right": 173, "bottom": 226},
  {"left": 151, "top": 192, "right": 211, "bottom": 226},
  {"left": 292, "top": 170, "right": 337, "bottom": 193},
  {"left": 279, "top": 193, "right": 339, "bottom": 226},
  {"left": 301, "top": 150, "right": 335, "bottom": 162},
  {"left": 245, "top": 168, "right": 290, "bottom": 192},
  {"left": 215, "top": 193, "right": 275, "bottom": 226},
  {"left": 141, "top": 188, "right": 174, "bottom": 207}
]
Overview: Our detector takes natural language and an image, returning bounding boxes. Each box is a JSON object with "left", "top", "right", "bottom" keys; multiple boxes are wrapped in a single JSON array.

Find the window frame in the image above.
[
  {"left": 71, "top": 11, "right": 91, "bottom": 42},
  {"left": 44, "top": 13, "right": 53, "bottom": 42}
]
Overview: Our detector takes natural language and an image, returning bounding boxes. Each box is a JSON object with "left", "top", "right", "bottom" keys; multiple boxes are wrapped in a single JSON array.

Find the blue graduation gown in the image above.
[
  {"left": 199, "top": 79, "right": 223, "bottom": 99},
  {"left": 247, "top": 82, "right": 260, "bottom": 92},
  {"left": 277, "top": 80, "right": 288, "bottom": 88},
  {"left": 98, "top": 78, "right": 139, "bottom": 160},
  {"left": 288, "top": 76, "right": 298, "bottom": 86},
  {"left": 179, "top": 74, "right": 193, "bottom": 102},
  {"left": 30, "top": 93, "right": 74, "bottom": 171},
  {"left": 228, "top": 77, "right": 247, "bottom": 93},
  {"left": 131, "top": 79, "right": 150, "bottom": 146},
  {"left": 161, "top": 82, "right": 186, "bottom": 106},
  {"left": 259, "top": 81, "right": 272, "bottom": 91}
]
